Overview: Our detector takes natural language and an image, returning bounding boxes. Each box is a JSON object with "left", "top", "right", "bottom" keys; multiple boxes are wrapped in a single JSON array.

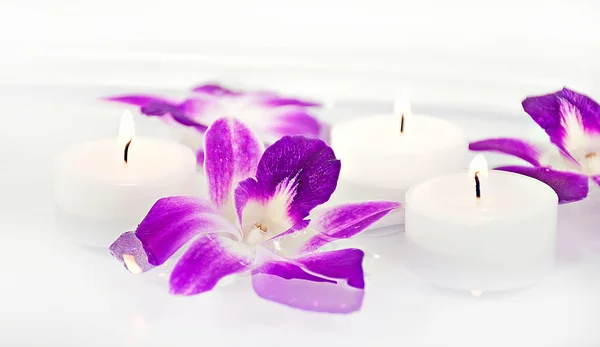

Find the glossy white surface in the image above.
[{"left": 1, "top": 86, "right": 600, "bottom": 346}]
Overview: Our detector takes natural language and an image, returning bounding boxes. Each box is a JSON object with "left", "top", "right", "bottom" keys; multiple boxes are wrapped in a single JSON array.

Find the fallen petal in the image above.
[
  {"left": 191, "top": 84, "right": 239, "bottom": 96},
  {"left": 135, "top": 197, "right": 241, "bottom": 266},
  {"left": 102, "top": 95, "right": 176, "bottom": 107},
  {"left": 204, "top": 118, "right": 264, "bottom": 211},
  {"left": 495, "top": 166, "right": 589, "bottom": 203},
  {"left": 269, "top": 110, "right": 323, "bottom": 139},
  {"left": 469, "top": 138, "right": 543, "bottom": 166},
  {"left": 170, "top": 234, "right": 254, "bottom": 295},
  {"left": 251, "top": 248, "right": 365, "bottom": 313},
  {"left": 261, "top": 97, "right": 321, "bottom": 108},
  {"left": 522, "top": 88, "right": 600, "bottom": 162},
  {"left": 300, "top": 201, "right": 402, "bottom": 253}
]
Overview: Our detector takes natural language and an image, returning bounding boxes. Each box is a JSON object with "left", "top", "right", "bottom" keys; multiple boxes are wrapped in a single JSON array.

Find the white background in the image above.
[{"left": 1, "top": 1, "right": 600, "bottom": 346}]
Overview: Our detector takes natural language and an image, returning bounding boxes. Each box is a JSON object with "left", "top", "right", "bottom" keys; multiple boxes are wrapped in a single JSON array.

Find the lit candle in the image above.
[
  {"left": 54, "top": 110, "right": 198, "bottom": 247},
  {"left": 328, "top": 96, "right": 469, "bottom": 229},
  {"left": 404, "top": 155, "right": 558, "bottom": 292}
]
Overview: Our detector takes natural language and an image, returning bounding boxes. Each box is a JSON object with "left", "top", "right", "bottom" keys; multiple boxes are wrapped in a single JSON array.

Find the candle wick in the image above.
[
  {"left": 474, "top": 172, "right": 481, "bottom": 199},
  {"left": 124, "top": 138, "right": 132, "bottom": 164},
  {"left": 400, "top": 113, "right": 405, "bottom": 134}
]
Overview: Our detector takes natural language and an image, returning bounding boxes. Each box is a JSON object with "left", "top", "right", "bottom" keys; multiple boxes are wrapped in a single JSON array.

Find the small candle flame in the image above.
[
  {"left": 468, "top": 155, "right": 489, "bottom": 178},
  {"left": 470, "top": 290, "right": 484, "bottom": 297},
  {"left": 394, "top": 94, "right": 411, "bottom": 134},
  {"left": 119, "top": 109, "right": 136, "bottom": 140}
]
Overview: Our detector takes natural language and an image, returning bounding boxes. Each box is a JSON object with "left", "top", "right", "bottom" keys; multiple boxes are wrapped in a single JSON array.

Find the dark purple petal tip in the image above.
[
  {"left": 109, "top": 231, "right": 154, "bottom": 274},
  {"left": 495, "top": 166, "right": 589, "bottom": 203},
  {"left": 256, "top": 136, "right": 341, "bottom": 221}
]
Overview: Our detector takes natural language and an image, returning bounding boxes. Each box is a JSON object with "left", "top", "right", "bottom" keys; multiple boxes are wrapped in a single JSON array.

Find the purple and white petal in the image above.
[
  {"left": 191, "top": 84, "right": 239, "bottom": 96},
  {"left": 522, "top": 88, "right": 600, "bottom": 162},
  {"left": 109, "top": 231, "right": 154, "bottom": 274},
  {"left": 300, "top": 201, "right": 402, "bottom": 253},
  {"left": 102, "top": 95, "right": 177, "bottom": 108},
  {"left": 204, "top": 118, "right": 264, "bottom": 212},
  {"left": 260, "top": 97, "right": 321, "bottom": 108},
  {"left": 234, "top": 136, "right": 341, "bottom": 237},
  {"left": 170, "top": 234, "right": 254, "bottom": 295},
  {"left": 135, "top": 197, "right": 241, "bottom": 266},
  {"left": 469, "top": 138, "right": 543, "bottom": 166},
  {"left": 269, "top": 110, "right": 323, "bottom": 139},
  {"left": 592, "top": 175, "right": 600, "bottom": 188},
  {"left": 251, "top": 248, "right": 365, "bottom": 313},
  {"left": 495, "top": 166, "right": 589, "bottom": 203}
]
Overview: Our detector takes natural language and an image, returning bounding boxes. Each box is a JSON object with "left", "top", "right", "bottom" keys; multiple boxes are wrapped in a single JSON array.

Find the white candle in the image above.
[
  {"left": 404, "top": 155, "right": 558, "bottom": 292},
  {"left": 54, "top": 110, "right": 198, "bottom": 246},
  {"left": 328, "top": 97, "right": 468, "bottom": 231}
]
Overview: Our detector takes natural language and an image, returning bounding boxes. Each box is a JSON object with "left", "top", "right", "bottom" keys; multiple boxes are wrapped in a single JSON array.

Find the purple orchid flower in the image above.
[
  {"left": 109, "top": 117, "right": 400, "bottom": 314},
  {"left": 102, "top": 84, "right": 325, "bottom": 166},
  {"left": 470, "top": 87, "right": 599, "bottom": 203}
]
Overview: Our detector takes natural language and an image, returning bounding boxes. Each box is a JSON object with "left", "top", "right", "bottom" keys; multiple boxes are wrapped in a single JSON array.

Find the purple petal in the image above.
[
  {"left": 251, "top": 248, "right": 365, "bottom": 313},
  {"left": 196, "top": 149, "right": 205, "bottom": 167},
  {"left": 592, "top": 176, "right": 600, "bottom": 187},
  {"left": 495, "top": 166, "right": 589, "bottom": 203},
  {"left": 522, "top": 88, "right": 600, "bottom": 160},
  {"left": 102, "top": 95, "right": 176, "bottom": 107},
  {"left": 235, "top": 136, "right": 341, "bottom": 230},
  {"left": 191, "top": 84, "right": 239, "bottom": 96},
  {"left": 135, "top": 197, "right": 240, "bottom": 266},
  {"left": 261, "top": 97, "right": 321, "bottom": 108},
  {"left": 469, "top": 138, "right": 543, "bottom": 166},
  {"left": 269, "top": 110, "right": 322, "bottom": 138},
  {"left": 204, "top": 118, "right": 264, "bottom": 209},
  {"left": 109, "top": 231, "right": 154, "bottom": 274},
  {"left": 300, "top": 201, "right": 402, "bottom": 253},
  {"left": 170, "top": 234, "right": 253, "bottom": 295}
]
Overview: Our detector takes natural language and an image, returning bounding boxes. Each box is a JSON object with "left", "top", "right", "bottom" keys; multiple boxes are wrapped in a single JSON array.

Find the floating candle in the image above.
[
  {"left": 54, "top": 110, "right": 198, "bottom": 246},
  {"left": 404, "top": 155, "right": 558, "bottom": 291}
]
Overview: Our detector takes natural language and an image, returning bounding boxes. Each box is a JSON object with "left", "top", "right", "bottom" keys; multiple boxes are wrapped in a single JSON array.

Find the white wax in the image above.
[
  {"left": 54, "top": 137, "right": 198, "bottom": 246},
  {"left": 331, "top": 114, "right": 469, "bottom": 189},
  {"left": 405, "top": 170, "right": 558, "bottom": 291}
]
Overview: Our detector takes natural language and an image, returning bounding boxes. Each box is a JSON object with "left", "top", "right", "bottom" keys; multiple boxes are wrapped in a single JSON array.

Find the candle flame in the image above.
[
  {"left": 470, "top": 290, "right": 484, "bottom": 297},
  {"left": 468, "top": 154, "right": 489, "bottom": 179},
  {"left": 394, "top": 93, "right": 411, "bottom": 134},
  {"left": 119, "top": 109, "right": 136, "bottom": 140}
]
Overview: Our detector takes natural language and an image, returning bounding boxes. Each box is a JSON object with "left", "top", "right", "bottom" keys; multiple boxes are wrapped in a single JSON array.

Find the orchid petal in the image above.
[
  {"left": 251, "top": 248, "right": 365, "bottom": 313},
  {"left": 269, "top": 110, "right": 322, "bottom": 139},
  {"left": 469, "top": 138, "right": 543, "bottom": 166},
  {"left": 170, "top": 234, "right": 253, "bottom": 295},
  {"left": 191, "top": 84, "right": 239, "bottom": 96},
  {"left": 592, "top": 176, "right": 600, "bottom": 187},
  {"left": 102, "top": 95, "right": 176, "bottom": 108},
  {"left": 300, "top": 201, "right": 402, "bottom": 253},
  {"left": 522, "top": 88, "right": 600, "bottom": 162},
  {"left": 196, "top": 149, "right": 205, "bottom": 166},
  {"left": 135, "top": 197, "right": 241, "bottom": 266},
  {"left": 109, "top": 231, "right": 154, "bottom": 274},
  {"left": 261, "top": 97, "right": 321, "bottom": 108},
  {"left": 204, "top": 118, "right": 264, "bottom": 215},
  {"left": 234, "top": 136, "right": 340, "bottom": 237},
  {"left": 495, "top": 166, "right": 589, "bottom": 203}
]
